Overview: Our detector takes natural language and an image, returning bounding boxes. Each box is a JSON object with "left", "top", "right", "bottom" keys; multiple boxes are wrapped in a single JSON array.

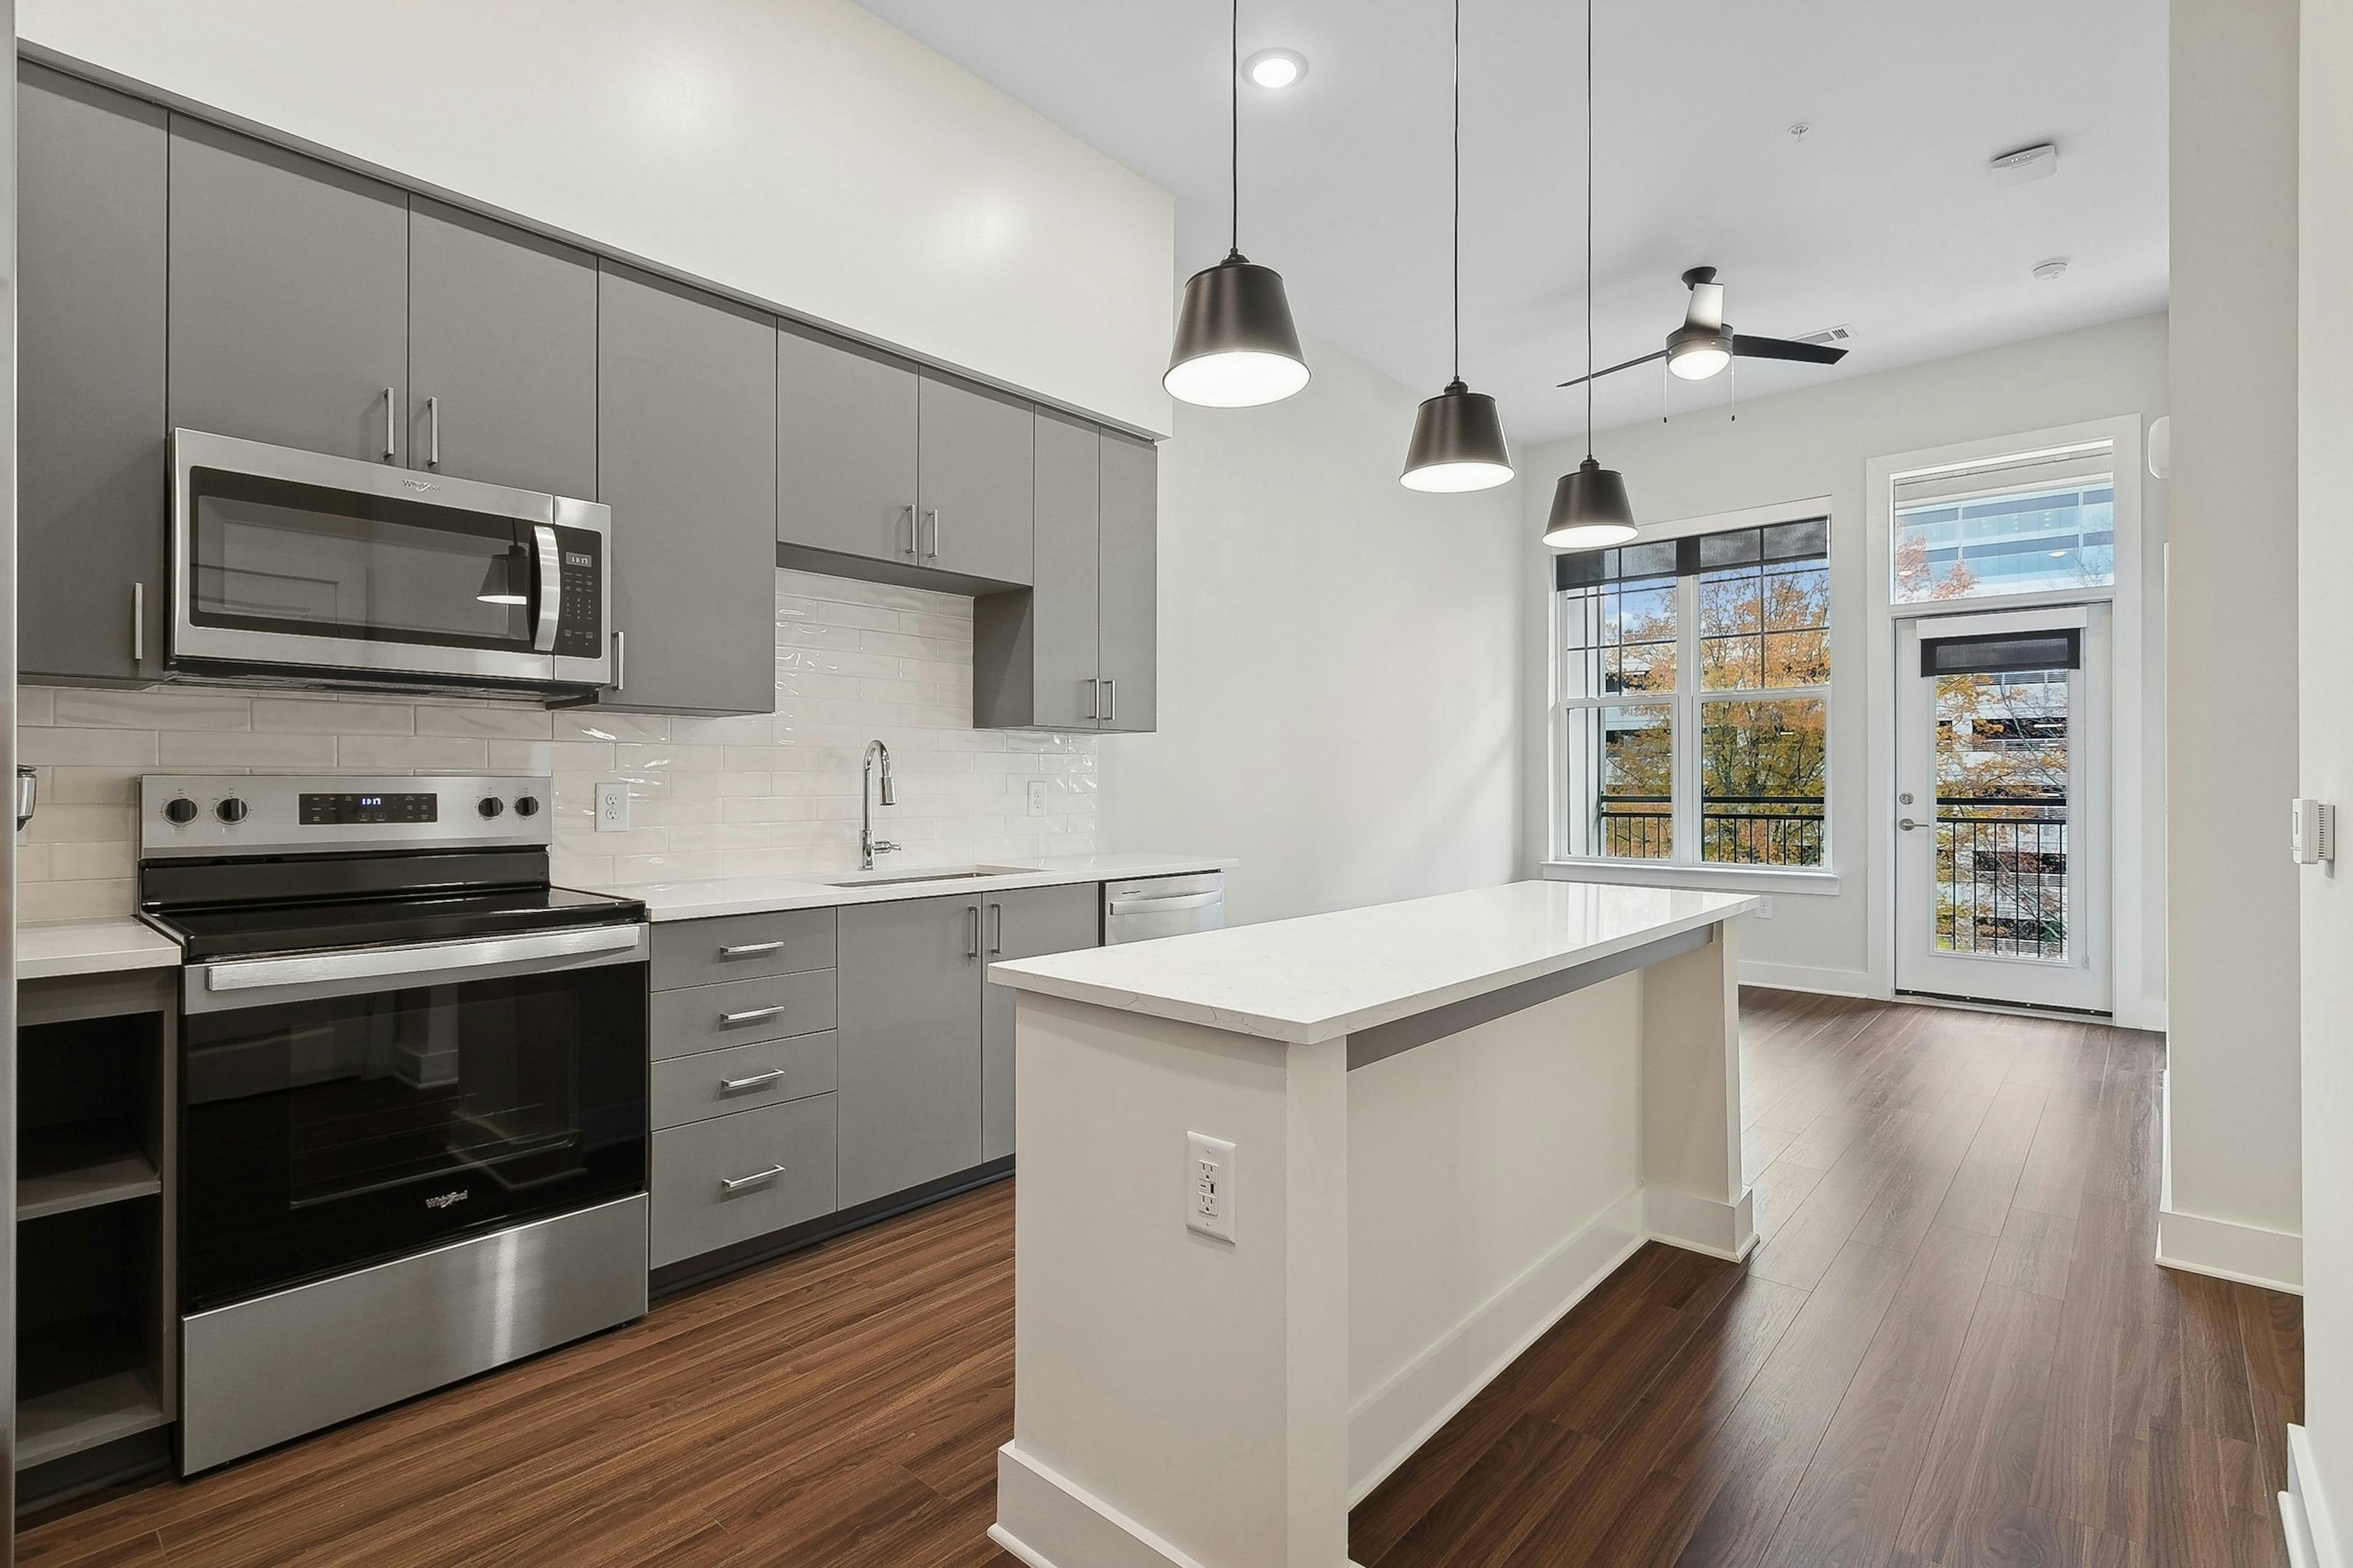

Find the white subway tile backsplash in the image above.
[{"left": 20, "top": 570, "right": 1097, "bottom": 915}]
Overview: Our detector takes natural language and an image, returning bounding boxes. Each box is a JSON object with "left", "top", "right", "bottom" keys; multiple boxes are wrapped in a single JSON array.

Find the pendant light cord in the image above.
[
  {"left": 1229, "top": 0, "right": 1241, "bottom": 259},
  {"left": 1583, "top": 0, "right": 1596, "bottom": 460},
  {"left": 1452, "top": 0, "right": 1463, "bottom": 386}
]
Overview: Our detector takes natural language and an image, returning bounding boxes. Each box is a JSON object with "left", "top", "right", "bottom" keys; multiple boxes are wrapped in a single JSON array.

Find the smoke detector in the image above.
[
  {"left": 2032, "top": 257, "right": 2071, "bottom": 282},
  {"left": 1990, "top": 142, "right": 2059, "bottom": 185}
]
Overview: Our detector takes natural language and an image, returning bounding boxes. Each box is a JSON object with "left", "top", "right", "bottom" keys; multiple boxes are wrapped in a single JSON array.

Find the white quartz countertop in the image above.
[
  {"left": 16, "top": 917, "right": 183, "bottom": 981},
  {"left": 582, "top": 852, "right": 1234, "bottom": 923},
  {"left": 988, "top": 879, "right": 1759, "bottom": 1044}
]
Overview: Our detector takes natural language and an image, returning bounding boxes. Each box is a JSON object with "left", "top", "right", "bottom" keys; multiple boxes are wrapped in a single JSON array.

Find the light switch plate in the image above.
[
  {"left": 595, "top": 781, "right": 631, "bottom": 833},
  {"left": 1026, "top": 778, "right": 1050, "bottom": 817},
  {"left": 1186, "top": 1131, "right": 1236, "bottom": 1244}
]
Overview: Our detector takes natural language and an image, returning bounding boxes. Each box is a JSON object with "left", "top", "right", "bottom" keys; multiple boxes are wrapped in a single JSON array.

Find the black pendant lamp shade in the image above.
[
  {"left": 1166, "top": 0, "right": 1310, "bottom": 408},
  {"left": 476, "top": 546, "right": 529, "bottom": 606},
  {"left": 1165, "top": 251, "right": 1310, "bottom": 408},
  {"left": 1543, "top": 456, "right": 1635, "bottom": 548},
  {"left": 1401, "top": 0, "right": 1514, "bottom": 493},
  {"left": 1402, "top": 382, "right": 1514, "bottom": 492}
]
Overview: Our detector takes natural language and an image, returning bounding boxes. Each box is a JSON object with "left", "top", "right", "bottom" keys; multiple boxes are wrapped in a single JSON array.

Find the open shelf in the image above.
[
  {"left": 13, "top": 1311, "right": 168, "bottom": 1471},
  {"left": 17, "top": 1120, "right": 161, "bottom": 1222}
]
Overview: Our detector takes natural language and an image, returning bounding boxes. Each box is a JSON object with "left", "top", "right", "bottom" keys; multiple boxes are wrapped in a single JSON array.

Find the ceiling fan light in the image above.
[
  {"left": 1667, "top": 328, "right": 1733, "bottom": 381},
  {"left": 1166, "top": 254, "right": 1311, "bottom": 407},
  {"left": 1542, "top": 456, "right": 1637, "bottom": 548},
  {"left": 1401, "top": 382, "right": 1514, "bottom": 491}
]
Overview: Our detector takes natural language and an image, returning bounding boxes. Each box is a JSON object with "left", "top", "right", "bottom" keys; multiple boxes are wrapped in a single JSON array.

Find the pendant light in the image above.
[
  {"left": 1165, "top": 0, "right": 1311, "bottom": 407},
  {"left": 1543, "top": 0, "right": 1637, "bottom": 548},
  {"left": 1401, "top": 0, "right": 1513, "bottom": 493}
]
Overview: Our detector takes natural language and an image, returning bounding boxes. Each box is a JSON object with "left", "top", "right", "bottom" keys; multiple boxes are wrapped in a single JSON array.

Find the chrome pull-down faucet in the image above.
[{"left": 861, "top": 740, "right": 900, "bottom": 870}]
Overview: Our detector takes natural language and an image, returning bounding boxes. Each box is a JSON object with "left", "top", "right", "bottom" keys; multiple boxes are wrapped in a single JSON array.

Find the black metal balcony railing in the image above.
[
  {"left": 1594, "top": 797, "right": 1825, "bottom": 866},
  {"left": 1936, "top": 797, "right": 2068, "bottom": 959}
]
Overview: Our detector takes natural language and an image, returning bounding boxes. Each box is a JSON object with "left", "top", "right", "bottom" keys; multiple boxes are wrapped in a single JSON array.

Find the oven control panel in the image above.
[{"left": 141, "top": 775, "right": 553, "bottom": 857}]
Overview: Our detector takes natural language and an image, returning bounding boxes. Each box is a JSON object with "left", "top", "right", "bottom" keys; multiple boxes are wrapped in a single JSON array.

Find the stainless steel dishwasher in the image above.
[{"left": 1102, "top": 871, "right": 1224, "bottom": 944}]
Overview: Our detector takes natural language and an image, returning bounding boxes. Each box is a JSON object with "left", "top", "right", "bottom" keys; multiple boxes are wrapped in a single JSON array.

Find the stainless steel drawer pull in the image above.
[
  {"left": 1107, "top": 892, "right": 1221, "bottom": 915},
  {"left": 1102, "top": 678, "right": 1118, "bottom": 724},
  {"left": 721, "top": 1006, "right": 786, "bottom": 1026},
  {"left": 719, "top": 941, "right": 785, "bottom": 958},
  {"left": 382, "top": 387, "right": 398, "bottom": 460},
  {"left": 923, "top": 508, "right": 942, "bottom": 561},
  {"left": 1082, "top": 678, "right": 1099, "bottom": 720},
  {"left": 901, "top": 504, "right": 919, "bottom": 558},
  {"left": 719, "top": 1069, "right": 786, "bottom": 1094},
  {"left": 132, "top": 582, "right": 145, "bottom": 664},
  {"left": 719, "top": 1164, "right": 787, "bottom": 1194},
  {"left": 426, "top": 395, "right": 441, "bottom": 466},
  {"left": 988, "top": 901, "right": 1005, "bottom": 956},
  {"left": 966, "top": 904, "right": 982, "bottom": 960}
]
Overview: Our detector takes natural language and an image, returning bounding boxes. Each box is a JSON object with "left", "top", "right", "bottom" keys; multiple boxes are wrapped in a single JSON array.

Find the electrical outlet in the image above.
[
  {"left": 1026, "top": 778, "right": 1050, "bottom": 818},
  {"left": 1754, "top": 896, "right": 1774, "bottom": 920},
  {"left": 1186, "top": 1132, "right": 1237, "bottom": 1244},
  {"left": 595, "top": 781, "right": 631, "bottom": 833}
]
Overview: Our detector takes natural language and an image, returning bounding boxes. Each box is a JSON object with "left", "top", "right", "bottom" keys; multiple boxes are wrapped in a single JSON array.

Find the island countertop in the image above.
[{"left": 988, "top": 879, "right": 1757, "bottom": 1044}]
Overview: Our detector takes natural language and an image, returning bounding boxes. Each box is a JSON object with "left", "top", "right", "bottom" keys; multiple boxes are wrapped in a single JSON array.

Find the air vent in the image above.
[{"left": 1794, "top": 324, "right": 1855, "bottom": 347}]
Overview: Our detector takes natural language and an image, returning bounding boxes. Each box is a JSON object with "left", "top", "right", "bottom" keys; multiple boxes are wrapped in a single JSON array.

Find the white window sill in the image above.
[{"left": 1541, "top": 860, "right": 1843, "bottom": 896}]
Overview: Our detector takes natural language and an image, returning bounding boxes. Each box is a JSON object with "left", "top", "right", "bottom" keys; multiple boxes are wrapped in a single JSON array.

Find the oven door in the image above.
[
  {"left": 179, "top": 926, "right": 648, "bottom": 1311},
  {"left": 170, "top": 428, "right": 610, "bottom": 691}
]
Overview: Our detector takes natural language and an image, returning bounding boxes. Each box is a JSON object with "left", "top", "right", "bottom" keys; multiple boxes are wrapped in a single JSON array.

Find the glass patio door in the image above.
[{"left": 1895, "top": 605, "right": 2111, "bottom": 1011}]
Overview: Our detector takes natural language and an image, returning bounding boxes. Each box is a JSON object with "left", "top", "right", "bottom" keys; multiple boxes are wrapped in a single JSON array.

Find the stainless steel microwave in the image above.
[{"left": 169, "top": 429, "right": 612, "bottom": 699}]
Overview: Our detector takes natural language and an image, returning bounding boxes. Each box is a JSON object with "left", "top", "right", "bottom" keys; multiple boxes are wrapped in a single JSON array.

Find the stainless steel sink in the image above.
[{"left": 816, "top": 864, "right": 1034, "bottom": 890}]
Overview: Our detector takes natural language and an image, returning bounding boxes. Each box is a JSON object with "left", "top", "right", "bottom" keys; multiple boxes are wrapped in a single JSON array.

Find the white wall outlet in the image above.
[
  {"left": 1026, "top": 778, "right": 1050, "bottom": 818},
  {"left": 1754, "top": 896, "right": 1774, "bottom": 920},
  {"left": 595, "top": 781, "right": 631, "bottom": 833},
  {"left": 2292, "top": 798, "right": 2335, "bottom": 865},
  {"left": 1186, "top": 1132, "right": 1237, "bottom": 1244}
]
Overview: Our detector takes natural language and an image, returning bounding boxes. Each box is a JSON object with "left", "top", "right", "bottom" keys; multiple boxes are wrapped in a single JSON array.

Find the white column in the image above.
[{"left": 1639, "top": 925, "right": 1754, "bottom": 1259}]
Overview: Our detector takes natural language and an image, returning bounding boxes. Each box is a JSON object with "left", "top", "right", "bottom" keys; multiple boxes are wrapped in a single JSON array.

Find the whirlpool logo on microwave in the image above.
[{"left": 425, "top": 1189, "right": 471, "bottom": 1211}]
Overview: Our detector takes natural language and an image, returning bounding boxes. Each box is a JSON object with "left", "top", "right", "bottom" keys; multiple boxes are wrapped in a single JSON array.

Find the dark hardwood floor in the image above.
[{"left": 18, "top": 990, "right": 2300, "bottom": 1568}]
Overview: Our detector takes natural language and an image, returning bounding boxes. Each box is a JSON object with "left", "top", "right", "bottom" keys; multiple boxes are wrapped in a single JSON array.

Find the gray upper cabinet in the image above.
[
  {"left": 17, "top": 64, "right": 169, "bottom": 685},
  {"left": 596, "top": 265, "right": 779, "bottom": 716},
  {"left": 980, "top": 882, "right": 1102, "bottom": 1162},
  {"left": 972, "top": 411, "right": 1098, "bottom": 730},
  {"left": 917, "top": 375, "right": 1033, "bottom": 585},
  {"left": 776, "top": 321, "right": 920, "bottom": 567},
  {"left": 835, "top": 895, "right": 985, "bottom": 1208},
  {"left": 407, "top": 199, "right": 598, "bottom": 498},
  {"left": 1096, "top": 431, "right": 1160, "bottom": 733},
  {"left": 167, "top": 117, "right": 409, "bottom": 462}
]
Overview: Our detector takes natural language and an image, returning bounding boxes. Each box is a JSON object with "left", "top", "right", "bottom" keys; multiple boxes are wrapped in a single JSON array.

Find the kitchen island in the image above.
[{"left": 986, "top": 879, "right": 1757, "bottom": 1568}]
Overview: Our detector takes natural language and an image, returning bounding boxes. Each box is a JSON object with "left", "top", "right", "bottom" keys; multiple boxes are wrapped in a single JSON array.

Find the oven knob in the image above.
[
  {"left": 478, "top": 797, "right": 506, "bottom": 819},
  {"left": 162, "top": 797, "right": 199, "bottom": 825},
  {"left": 216, "top": 797, "right": 249, "bottom": 824},
  {"left": 513, "top": 795, "right": 542, "bottom": 817}
]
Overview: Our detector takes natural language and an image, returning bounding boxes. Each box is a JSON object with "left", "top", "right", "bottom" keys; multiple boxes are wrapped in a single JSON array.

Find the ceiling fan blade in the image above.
[
  {"left": 1557, "top": 349, "right": 1669, "bottom": 388},
  {"left": 1731, "top": 334, "right": 1848, "bottom": 365},
  {"left": 1684, "top": 281, "right": 1726, "bottom": 333}
]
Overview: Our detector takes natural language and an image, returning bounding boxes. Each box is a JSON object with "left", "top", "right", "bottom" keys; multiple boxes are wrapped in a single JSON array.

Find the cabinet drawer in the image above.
[
  {"left": 651, "top": 1095, "right": 836, "bottom": 1268},
  {"left": 652, "top": 1031, "right": 836, "bottom": 1131},
  {"left": 651, "top": 909, "right": 836, "bottom": 990},
  {"left": 650, "top": 971, "right": 835, "bottom": 1061}
]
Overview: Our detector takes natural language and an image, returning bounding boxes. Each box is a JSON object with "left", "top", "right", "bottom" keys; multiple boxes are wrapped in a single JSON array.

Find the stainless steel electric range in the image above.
[{"left": 137, "top": 774, "right": 650, "bottom": 1474}]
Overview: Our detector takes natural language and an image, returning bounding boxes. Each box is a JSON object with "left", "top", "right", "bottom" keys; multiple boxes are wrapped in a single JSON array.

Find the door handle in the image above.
[
  {"left": 719, "top": 1164, "right": 787, "bottom": 1195},
  {"left": 132, "top": 582, "right": 145, "bottom": 664},
  {"left": 966, "top": 904, "right": 982, "bottom": 960},
  {"left": 901, "top": 504, "right": 919, "bottom": 558},
  {"left": 1102, "top": 678, "right": 1118, "bottom": 724},
  {"left": 1899, "top": 818, "right": 1920, "bottom": 831},
  {"left": 426, "top": 395, "right": 441, "bottom": 467},
  {"left": 1083, "top": 678, "right": 1099, "bottom": 720},
  {"left": 923, "top": 509, "right": 941, "bottom": 561},
  {"left": 531, "top": 523, "right": 561, "bottom": 654},
  {"left": 719, "top": 1069, "right": 787, "bottom": 1094},
  {"left": 988, "top": 902, "right": 1005, "bottom": 956},
  {"left": 612, "top": 629, "right": 626, "bottom": 691},
  {"left": 382, "top": 387, "right": 398, "bottom": 460},
  {"left": 720, "top": 1005, "right": 787, "bottom": 1026}
]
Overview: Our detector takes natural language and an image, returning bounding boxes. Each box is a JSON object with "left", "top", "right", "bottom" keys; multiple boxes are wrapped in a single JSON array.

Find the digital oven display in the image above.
[{"left": 298, "top": 792, "right": 438, "bottom": 825}]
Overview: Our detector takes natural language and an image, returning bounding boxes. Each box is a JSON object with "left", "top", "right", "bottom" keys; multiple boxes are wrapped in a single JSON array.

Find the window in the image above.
[
  {"left": 1557, "top": 518, "right": 1829, "bottom": 869},
  {"left": 1892, "top": 442, "right": 2115, "bottom": 604}
]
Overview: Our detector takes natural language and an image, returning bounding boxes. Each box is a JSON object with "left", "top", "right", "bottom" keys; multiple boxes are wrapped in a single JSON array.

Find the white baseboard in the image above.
[
  {"left": 993, "top": 1444, "right": 1216, "bottom": 1568},
  {"left": 1737, "top": 960, "right": 1882, "bottom": 999},
  {"left": 1646, "top": 1183, "right": 1758, "bottom": 1262},
  {"left": 2286, "top": 1425, "right": 2343, "bottom": 1568},
  {"left": 2155, "top": 1205, "right": 2303, "bottom": 1293},
  {"left": 1346, "top": 1186, "right": 1645, "bottom": 1504}
]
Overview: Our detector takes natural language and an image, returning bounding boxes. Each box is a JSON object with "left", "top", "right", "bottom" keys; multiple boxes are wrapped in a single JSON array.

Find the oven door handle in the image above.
[
  {"left": 531, "top": 523, "right": 562, "bottom": 654},
  {"left": 202, "top": 924, "right": 645, "bottom": 995}
]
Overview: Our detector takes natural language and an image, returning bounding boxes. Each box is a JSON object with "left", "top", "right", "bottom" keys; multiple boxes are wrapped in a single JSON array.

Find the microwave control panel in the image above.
[{"left": 551, "top": 526, "right": 605, "bottom": 659}]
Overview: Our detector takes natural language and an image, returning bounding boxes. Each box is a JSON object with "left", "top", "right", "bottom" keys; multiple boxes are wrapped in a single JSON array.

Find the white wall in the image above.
[
  {"left": 2162, "top": 0, "right": 2304, "bottom": 1288},
  {"left": 1096, "top": 335, "right": 1525, "bottom": 927},
  {"left": 2296, "top": 0, "right": 2352, "bottom": 1553},
  {"left": 1514, "top": 315, "right": 2169, "bottom": 998},
  {"left": 17, "top": 0, "right": 1175, "bottom": 435}
]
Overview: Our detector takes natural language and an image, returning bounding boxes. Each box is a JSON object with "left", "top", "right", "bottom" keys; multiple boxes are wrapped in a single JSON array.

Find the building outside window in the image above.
[
  {"left": 1556, "top": 518, "right": 1830, "bottom": 869},
  {"left": 1892, "top": 442, "right": 2115, "bottom": 604}
]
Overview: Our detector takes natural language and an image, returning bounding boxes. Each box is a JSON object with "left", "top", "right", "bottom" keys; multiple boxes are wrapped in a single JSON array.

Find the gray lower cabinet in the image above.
[
  {"left": 650, "top": 908, "right": 836, "bottom": 990},
  {"left": 1096, "top": 431, "right": 1160, "bottom": 733},
  {"left": 596, "top": 264, "right": 779, "bottom": 715},
  {"left": 17, "top": 64, "right": 169, "bottom": 686},
  {"left": 776, "top": 320, "right": 920, "bottom": 568},
  {"left": 650, "top": 1095, "right": 838, "bottom": 1269},
  {"left": 407, "top": 199, "right": 599, "bottom": 498},
  {"left": 916, "top": 374, "right": 1034, "bottom": 585},
  {"left": 835, "top": 894, "right": 988, "bottom": 1208},
  {"left": 166, "top": 116, "right": 411, "bottom": 463},
  {"left": 980, "top": 883, "right": 1103, "bottom": 1162}
]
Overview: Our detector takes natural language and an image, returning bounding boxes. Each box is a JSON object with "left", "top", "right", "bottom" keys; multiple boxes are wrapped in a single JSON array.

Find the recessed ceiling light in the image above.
[{"left": 1242, "top": 48, "right": 1308, "bottom": 89}]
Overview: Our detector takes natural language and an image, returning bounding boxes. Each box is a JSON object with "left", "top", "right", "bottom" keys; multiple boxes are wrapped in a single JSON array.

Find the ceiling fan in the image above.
[{"left": 1557, "top": 266, "right": 1849, "bottom": 388}]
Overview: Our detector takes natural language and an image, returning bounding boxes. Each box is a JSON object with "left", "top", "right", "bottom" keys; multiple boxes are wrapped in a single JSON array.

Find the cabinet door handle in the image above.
[
  {"left": 382, "top": 387, "right": 398, "bottom": 460},
  {"left": 719, "top": 1164, "right": 787, "bottom": 1194},
  {"left": 1102, "top": 679, "right": 1118, "bottom": 724},
  {"left": 901, "top": 504, "right": 919, "bottom": 558},
  {"left": 426, "top": 395, "right": 441, "bottom": 467},
  {"left": 721, "top": 1005, "right": 786, "bottom": 1026},
  {"left": 719, "top": 941, "right": 784, "bottom": 958},
  {"left": 612, "top": 630, "right": 626, "bottom": 691},
  {"left": 966, "top": 904, "right": 982, "bottom": 960},
  {"left": 923, "top": 509, "right": 942, "bottom": 561},
  {"left": 988, "top": 901, "right": 1004, "bottom": 955},
  {"left": 720, "top": 1069, "right": 786, "bottom": 1094},
  {"left": 132, "top": 582, "right": 145, "bottom": 664},
  {"left": 1082, "top": 678, "right": 1099, "bottom": 720}
]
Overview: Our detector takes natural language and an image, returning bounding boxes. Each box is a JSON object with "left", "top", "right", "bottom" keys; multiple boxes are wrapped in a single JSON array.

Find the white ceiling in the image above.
[{"left": 853, "top": 0, "right": 2168, "bottom": 449}]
